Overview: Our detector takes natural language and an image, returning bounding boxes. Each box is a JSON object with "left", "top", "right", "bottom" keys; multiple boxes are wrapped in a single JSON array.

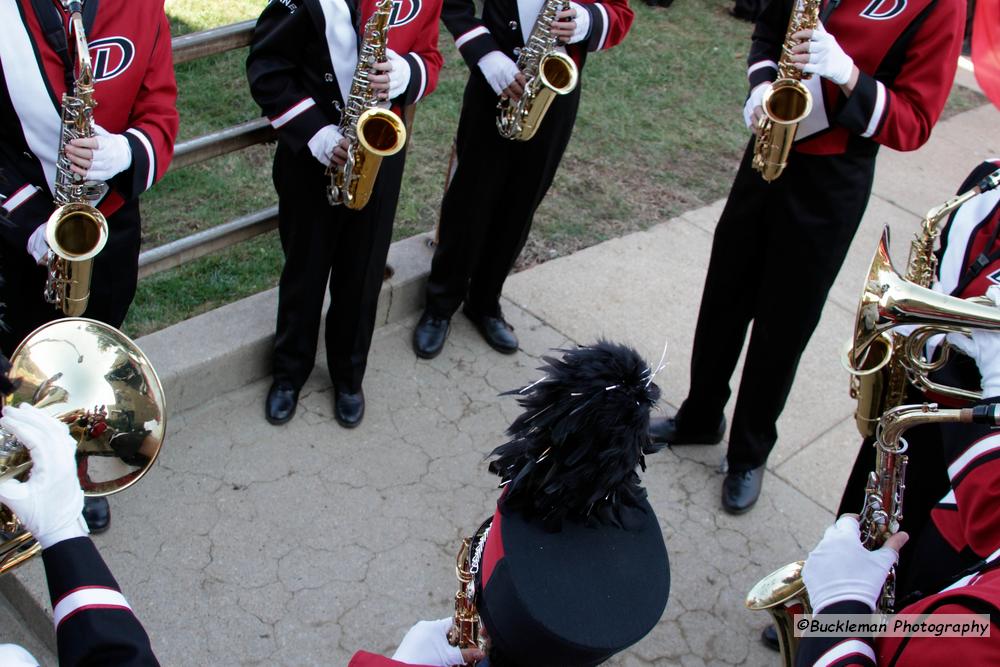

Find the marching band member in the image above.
[
  {"left": 248, "top": 0, "right": 442, "bottom": 429},
  {"left": 796, "top": 297, "right": 1000, "bottom": 666},
  {"left": 0, "top": 403, "right": 157, "bottom": 666},
  {"left": 0, "top": 0, "right": 179, "bottom": 532},
  {"left": 410, "top": 0, "right": 634, "bottom": 360},
  {"left": 350, "top": 341, "right": 671, "bottom": 666},
  {"left": 650, "top": 0, "right": 966, "bottom": 514},
  {"left": 837, "top": 159, "right": 1000, "bottom": 588}
]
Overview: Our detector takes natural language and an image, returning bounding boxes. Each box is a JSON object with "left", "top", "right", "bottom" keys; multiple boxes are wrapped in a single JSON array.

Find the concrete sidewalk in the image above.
[{"left": 2, "top": 93, "right": 999, "bottom": 665}]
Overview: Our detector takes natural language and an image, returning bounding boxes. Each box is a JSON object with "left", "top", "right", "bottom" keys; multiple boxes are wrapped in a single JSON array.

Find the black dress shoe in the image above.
[
  {"left": 413, "top": 312, "right": 450, "bottom": 359},
  {"left": 761, "top": 625, "right": 780, "bottom": 652},
  {"left": 722, "top": 465, "right": 765, "bottom": 514},
  {"left": 649, "top": 415, "right": 726, "bottom": 445},
  {"left": 83, "top": 496, "right": 110, "bottom": 534},
  {"left": 464, "top": 308, "right": 518, "bottom": 354},
  {"left": 265, "top": 381, "right": 298, "bottom": 425},
  {"left": 334, "top": 387, "right": 365, "bottom": 428}
]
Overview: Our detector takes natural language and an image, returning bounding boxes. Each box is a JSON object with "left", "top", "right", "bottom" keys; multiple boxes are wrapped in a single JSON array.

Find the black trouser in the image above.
[
  {"left": 677, "top": 140, "right": 877, "bottom": 471},
  {"left": 424, "top": 74, "right": 580, "bottom": 319},
  {"left": 0, "top": 200, "right": 141, "bottom": 355},
  {"left": 271, "top": 142, "right": 404, "bottom": 393}
]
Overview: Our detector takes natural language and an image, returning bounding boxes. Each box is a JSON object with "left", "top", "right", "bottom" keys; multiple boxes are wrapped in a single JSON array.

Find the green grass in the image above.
[{"left": 125, "top": 1, "right": 990, "bottom": 338}]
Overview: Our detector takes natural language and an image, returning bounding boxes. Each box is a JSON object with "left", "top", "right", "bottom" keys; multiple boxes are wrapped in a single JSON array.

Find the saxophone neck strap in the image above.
[
  {"left": 820, "top": 0, "right": 842, "bottom": 23},
  {"left": 31, "top": 0, "right": 100, "bottom": 91}
]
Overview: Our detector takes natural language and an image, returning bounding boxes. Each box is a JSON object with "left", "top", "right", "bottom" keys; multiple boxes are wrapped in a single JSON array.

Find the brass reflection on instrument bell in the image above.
[{"left": 2, "top": 318, "right": 166, "bottom": 495}]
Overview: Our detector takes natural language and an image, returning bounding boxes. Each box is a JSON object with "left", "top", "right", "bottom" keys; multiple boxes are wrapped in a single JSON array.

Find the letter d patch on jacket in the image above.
[
  {"left": 860, "top": 0, "right": 907, "bottom": 20},
  {"left": 389, "top": 0, "right": 421, "bottom": 26}
]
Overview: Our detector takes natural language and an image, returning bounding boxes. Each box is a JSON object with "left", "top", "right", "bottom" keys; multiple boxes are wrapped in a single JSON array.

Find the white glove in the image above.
[
  {"left": 0, "top": 405, "right": 88, "bottom": 550},
  {"left": 802, "top": 22, "right": 854, "bottom": 85},
  {"left": 386, "top": 49, "right": 412, "bottom": 100},
  {"left": 567, "top": 1, "right": 591, "bottom": 44},
  {"left": 392, "top": 618, "right": 471, "bottom": 666},
  {"left": 84, "top": 125, "right": 133, "bottom": 182},
  {"left": 26, "top": 223, "right": 49, "bottom": 265},
  {"left": 946, "top": 285, "right": 1000, "bottom": 398},
  {"left": 802, "top": 516, "right": 901, "bottom": 612},
  {"left": 743, "top": 82, "right": 771, "bottom": 130},
  {"left": 477, "top": 50, "right": 520, "bottom": 96},
  {"left": 307, "top": 124, "right": 344, "bottom": 168}
]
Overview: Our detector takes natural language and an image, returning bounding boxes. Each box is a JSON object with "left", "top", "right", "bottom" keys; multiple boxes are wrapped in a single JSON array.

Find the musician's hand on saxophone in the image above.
[
  {"left": 63, "top": 124, "right": 133, "bottom": 182},
  {"left": 802, "top": 515, "right": 909, "bottom": 612},
  {"left": 743, "top": 82, "right": 770, "bottom": 137},
  {"left": 392, "top": 617, "right": 485, "bottom": 666},
  {"left": 376, "top": 49, "right": 413, "bottom": 102},
  {"left": 788, "top": 21, "right": 859, "bottom": 92},
  {"left": 308, "top": 125, "right": 350, "bottom": 168},
  {"left": 26, "top": 224, "right": 50, "bottom": 266},
  {"left": 478, "top": 51, "right": 525, "bottom": 100},
  {"left": 549, "top": 2, "right": 590, "bottom": 45}
]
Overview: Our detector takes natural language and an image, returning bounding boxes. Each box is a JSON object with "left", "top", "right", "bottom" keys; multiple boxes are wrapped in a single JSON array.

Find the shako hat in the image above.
[{"left": 476, "top": 341, "right": 671, "bottom": 666}]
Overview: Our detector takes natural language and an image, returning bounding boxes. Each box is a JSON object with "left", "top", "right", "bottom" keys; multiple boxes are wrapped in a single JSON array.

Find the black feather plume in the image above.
[{"left": 489, "top": 340, "right": 664, "bottom": 531}]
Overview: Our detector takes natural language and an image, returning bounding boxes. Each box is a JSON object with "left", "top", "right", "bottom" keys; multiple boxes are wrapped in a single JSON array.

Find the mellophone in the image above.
[
  {"left": 0, "top": 318, "right": 166, "bottom": 576},
  {"left": 744, "top": 168, "right": 1000, "bottom": 665}
]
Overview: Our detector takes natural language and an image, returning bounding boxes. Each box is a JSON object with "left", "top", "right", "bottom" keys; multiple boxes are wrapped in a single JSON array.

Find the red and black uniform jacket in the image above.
[
  {"left": 246, "top": 0, "right": 442, "bottom": 157},
  {"left": 912, "top": 159, "right": 1000, "bottom": 406},
  {"left": 0, "top": 0, "right": 178, "bottom": 248},
  {"left": 441, "top": 0, "right": 633, "bottom": 73},
  {"left": 43, "top": 536, "right": 158, "bottom": 665},
  {"left": 936, "top": 159, "right": 1000, "bottom": 302},
  {"left": 797, "top": 398, "right": 1000, "bottom": 666},
  {"left": 747, "top": 0, "right": 964, "bottom": 157}
]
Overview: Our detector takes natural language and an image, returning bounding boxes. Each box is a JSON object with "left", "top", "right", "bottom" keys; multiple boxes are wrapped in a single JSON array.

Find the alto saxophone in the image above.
[
  {"left": 747, "top": 402, "right": 1000, "bottom": 666},
  {"left": 447, "top": 518, "right": 492, "bottom": 657},
  {"left": 751, "top": 0, "right": 820, "bottom": 183},
  {"left": 44, "top": 0, "right": 109, "bottom": 317},
  {"left": 496, "top": 0, "right": 579, "bottom": 141},
  {"left": 327, "top": 0, "right": 407, "bottom": 210},
  {"left": 846, "top": 168, "right": 1000, "bottom": 437}
]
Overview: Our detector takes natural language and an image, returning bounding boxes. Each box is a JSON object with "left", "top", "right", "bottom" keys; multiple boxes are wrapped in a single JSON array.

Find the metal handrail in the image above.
[
  {"left": 138, "top": 206, "right": 278, "bottom": 279},
  {"left": 171, "top": 20, "right": 256, "bottom": 65},
  {"left": 139, "top": 21, "right": 277, "bottom": 277},
  {"left": 171, "top": 118, "right": 274, "bottom": 171}
]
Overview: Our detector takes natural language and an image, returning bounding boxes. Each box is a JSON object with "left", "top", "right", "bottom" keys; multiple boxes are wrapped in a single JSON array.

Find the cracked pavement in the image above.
[{"left": 4, "top": 100, "right": 1000, "bottom": 665}]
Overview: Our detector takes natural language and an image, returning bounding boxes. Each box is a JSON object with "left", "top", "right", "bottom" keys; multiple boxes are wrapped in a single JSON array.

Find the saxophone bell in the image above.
[
  {"left": 43, "top": 203, "right": 109, "bottom": 317},
  {"left": 752, "top": 79, "right": 813, "bottom": 183},
  {"left": 750, "top": 0, "right": 820, "bottom": 183},
  {"left": 745, "top": 561, "right": 810, "bottom": 667},
  {"left": 496, "top": 0, "right": 579, "bottom": 142},
  {"left": 327, "top": 0, "right": 407, "bottom": 211}
]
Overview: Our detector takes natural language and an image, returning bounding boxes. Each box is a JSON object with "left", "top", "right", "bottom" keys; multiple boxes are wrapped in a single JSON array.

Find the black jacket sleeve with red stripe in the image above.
[
  {"left": 441, "top": 0, "right": 633, "bottom": 71},
  {"left": 796, "top": 600, "right": 878, "bottom": 667},
  {"left": 746, "top": 0, "right": 787, "bottom": 89},
  {"left": 42, "top": 536, "right": 157, "bottom": 666},
  {"left": 246, "top": 1, "right": 333, "bottom": 154}
]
